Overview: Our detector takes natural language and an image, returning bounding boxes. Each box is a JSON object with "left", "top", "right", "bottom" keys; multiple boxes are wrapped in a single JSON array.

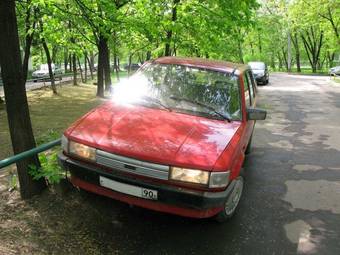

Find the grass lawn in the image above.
[{"left": 0, "top": 83, "right": 105, "bottom": 161}]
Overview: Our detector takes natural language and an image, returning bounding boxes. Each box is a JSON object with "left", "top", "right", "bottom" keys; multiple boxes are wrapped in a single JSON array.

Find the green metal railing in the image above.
[{"left": 0, "top": 139, "right": 61, "bottom": 169}]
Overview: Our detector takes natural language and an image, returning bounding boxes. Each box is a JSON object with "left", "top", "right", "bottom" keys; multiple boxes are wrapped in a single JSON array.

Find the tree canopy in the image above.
[{"left": 13, "top": 0, "right": 339, "bottom": 97}]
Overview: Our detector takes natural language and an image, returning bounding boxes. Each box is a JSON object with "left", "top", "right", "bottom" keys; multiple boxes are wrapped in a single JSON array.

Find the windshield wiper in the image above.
[
  {"left": 169, "top": 96, "right": 231, "bottom": 122},
  {"left": 141, "top": 96, "right": 171, "bottom": 111}
]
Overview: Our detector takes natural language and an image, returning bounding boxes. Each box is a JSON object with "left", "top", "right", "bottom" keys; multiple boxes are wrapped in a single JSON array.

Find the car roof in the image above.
[
  {"left": 153, "top": 57, "right": 248, "bottom": 74},
  {"left": 248, "top": 61, "right": 266, "bottom": 65}
]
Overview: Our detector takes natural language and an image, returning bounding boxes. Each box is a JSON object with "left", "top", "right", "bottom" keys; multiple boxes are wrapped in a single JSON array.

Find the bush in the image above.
[{"left": 29, "top": 152, "right": 64, "bottom": 185}]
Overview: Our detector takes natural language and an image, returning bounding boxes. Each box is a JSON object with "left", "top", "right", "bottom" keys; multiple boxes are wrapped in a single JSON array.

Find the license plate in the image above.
[{"left": 99, "top": 176, "right": 158, "bottom": 200}]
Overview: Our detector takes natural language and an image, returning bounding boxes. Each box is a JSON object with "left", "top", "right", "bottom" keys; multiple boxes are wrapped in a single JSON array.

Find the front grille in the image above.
[{"left": 96, "top": 150, "right": 170, "bottom": 180}]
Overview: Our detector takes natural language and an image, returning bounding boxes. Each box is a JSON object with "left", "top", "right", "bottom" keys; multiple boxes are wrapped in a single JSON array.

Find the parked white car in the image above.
[
  {"left": 329, "top": 66, "right": 340, "bottom": 76},
  {"left": 32, "top": 64, "right": 63, "bottom": 81}
]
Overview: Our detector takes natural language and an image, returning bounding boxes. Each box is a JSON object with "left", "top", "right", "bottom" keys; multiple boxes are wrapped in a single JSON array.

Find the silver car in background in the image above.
[
  {"left": 248, "top": 61, "right": 269, "bottom": 85},
  {"left": 329, "top": 66, "right": 340, "bottom": 76},
  {"left": 32, "top": 64, "right": 63, "bottom": 82}
]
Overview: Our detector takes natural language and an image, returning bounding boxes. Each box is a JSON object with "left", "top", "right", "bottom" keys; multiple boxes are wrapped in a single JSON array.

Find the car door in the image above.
[{"left": 243, "top": 70, "right": 257, "bottom": 150}]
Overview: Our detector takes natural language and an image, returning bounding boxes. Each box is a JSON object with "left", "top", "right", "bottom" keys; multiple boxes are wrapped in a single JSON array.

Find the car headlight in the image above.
[
  {"left": 69, "top": 140, "right": 96, "bottom": 161},
  {"left": 169, "top": 167, "right": 230, "bottom": 188},
  {"left": 61, "top": 135, "right": 69, "bottom": 153},
  {"left": 170, "top": 167, "right": 209, "bottom": 185}
]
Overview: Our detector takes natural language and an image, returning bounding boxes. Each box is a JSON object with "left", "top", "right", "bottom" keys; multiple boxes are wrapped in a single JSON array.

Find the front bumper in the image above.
[
  {"left": 58, "top": 153, "right": 233, "bottom": 218},
  {"left": 254, "top": 75, "right": 266, "bottom": 83}
]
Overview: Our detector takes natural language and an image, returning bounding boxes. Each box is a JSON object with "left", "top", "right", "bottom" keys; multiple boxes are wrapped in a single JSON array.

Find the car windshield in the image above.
[
  {"left": 249, "top": 62, "right": 265, "bottom": 70},
  {"left": 112, "top": 63, "right": 241, "bottom": 120}
]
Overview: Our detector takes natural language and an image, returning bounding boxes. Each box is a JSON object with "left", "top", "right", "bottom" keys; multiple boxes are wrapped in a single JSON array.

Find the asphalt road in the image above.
[{"left": 68, "top": 73, "right": 339, "bottom": 255}]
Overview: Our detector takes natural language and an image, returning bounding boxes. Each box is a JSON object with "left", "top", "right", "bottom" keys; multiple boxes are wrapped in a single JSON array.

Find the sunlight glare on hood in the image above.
[{"left": 111, "top": 74, "right": 149, "bottom": 105}]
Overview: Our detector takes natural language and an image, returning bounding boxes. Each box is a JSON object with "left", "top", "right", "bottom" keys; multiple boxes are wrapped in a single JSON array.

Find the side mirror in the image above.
[{"left": 247, "top": 108, "right": 267, "bottom": 120}]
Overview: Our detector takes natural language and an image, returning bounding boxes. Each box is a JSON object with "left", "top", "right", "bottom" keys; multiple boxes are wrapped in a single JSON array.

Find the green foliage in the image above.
[
  {"left": 8, "top": 174, "right": 18, "bottom": 191},
  {"left": 28, "top": 129, "right": 64, "bottom": 184},
  {"left": 29, "top": 152, "right": 64, "bottom": 185},
  {"left": 15, "top": 0, "right": 340, "bottom": 75}
]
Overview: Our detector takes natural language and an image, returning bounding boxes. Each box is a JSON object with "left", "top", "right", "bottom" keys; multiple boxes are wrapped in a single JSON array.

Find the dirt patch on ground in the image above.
[{"left": 0, "top": 182, "right": 115, "bottom": 254}]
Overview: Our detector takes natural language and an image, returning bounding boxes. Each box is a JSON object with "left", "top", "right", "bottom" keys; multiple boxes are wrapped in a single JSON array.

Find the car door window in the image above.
[
  {"left": 243, "top": 74, "right": 251, "bottom": 107},
  {"left": 246, "top": 71, "right": 256, "bottom": 105}
]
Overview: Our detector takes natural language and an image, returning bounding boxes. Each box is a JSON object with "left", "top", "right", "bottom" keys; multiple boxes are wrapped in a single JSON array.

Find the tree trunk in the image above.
[
  {"left": 325, "top": 7, "right": 339, "bottom": 44},
  {"left": 64, "top": 49, "right": 68, "bottom": 73},
  {"left": 146, "top": 51, "right": 152, "bottom": 61},
  {"left": 77, "top": 57, "right": 84, "bottom": 83},
  {"left": 72, "top": 53, "right": 77, "bottom": 85},
  {"left": 301, "top": 27, "right": 324, "bottom": 73},
  {"left": 90, "top": 52, "right": 95, "bottom": 71},
  {"left": 51, "top": 46, "right": 58, "bottom": 64},
  {"left": 84, "top": 52, "right": 87, "bottom": 83},
  {"left": 327, "top": 52, "right": 335, "bottom": 68},
  {"left": 277, "top": 53, "right": 282, "bottom": 69},
  {"left": 0, "top": 0, "right": 46, "bottom": 198},
  {"left": 237, "top": 37, "right": 244, "bottom": 64},
  {"left": 114, "top": 53, "right": 120, "bottom": 81},
  {"left": 281, "top": 48, "right": 288, "bottom": 71},
  {"left": 138, "top": 53, "right": 143, "bottom": 64},
  {"left": 101, "top": 37, "right": 111, "bottom": 92},
  {"left": 270, "top": 54, "right": 276, "bottom": 70},
  {"left": 22, "top": 4, "right": 36, "bottom": 83},
  {"left": 96, "top": 39, "right": 105, "bottom": 97},
  {"left": 165, "top": 0, "right": 180, "bottom": 56},
  {"left": 42, "top": 39, "right": 57, "bottom": 94},
  {"left": 22, "top": 34, "right": 33, "bottom": 83},
  {"left": 128, "top": 54, "right": 132, "bottom": 76},
  {"left": 257, "top": 30, "right": 262, "bottom": 54},
  {"left": 86, "top": 54, "right": 94, "bottom": 80},
  {"left": 68, "top": 53, "right": 72, "bottom": 73},
  {"left": 291, "top": 33, "right": 301, "bottom": 72},
  {"left": 250, "top": 42, "right": 254, "bottom": 56}
]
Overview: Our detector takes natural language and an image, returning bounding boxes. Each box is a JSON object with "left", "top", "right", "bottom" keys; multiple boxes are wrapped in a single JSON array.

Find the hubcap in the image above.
[{"left": 224, "top": 177, "right": 244, "bottom": 216}]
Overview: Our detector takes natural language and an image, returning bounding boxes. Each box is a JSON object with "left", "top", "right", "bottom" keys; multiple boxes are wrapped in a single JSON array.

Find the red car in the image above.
[{"left": 58, "top": 57, "right": 266, "bottom": 221}]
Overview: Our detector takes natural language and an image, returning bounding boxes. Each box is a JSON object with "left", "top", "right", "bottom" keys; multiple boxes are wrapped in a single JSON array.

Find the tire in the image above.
[
  {"left": 245, "top": 133, "right": 253, "bottom": 155},
  {"left": 214, "top": 173, "right": 245, "bottom": 222}
]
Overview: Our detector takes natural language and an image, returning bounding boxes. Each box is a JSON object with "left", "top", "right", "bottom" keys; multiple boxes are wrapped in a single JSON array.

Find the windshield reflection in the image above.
[{"left": 112, "top": 63, "right": 241, "bottom": 120}]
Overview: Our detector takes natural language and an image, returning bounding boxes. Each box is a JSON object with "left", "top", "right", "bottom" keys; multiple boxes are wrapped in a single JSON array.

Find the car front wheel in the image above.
[{"left": 214, "top": 175, "right": 244, "bottom": 222}]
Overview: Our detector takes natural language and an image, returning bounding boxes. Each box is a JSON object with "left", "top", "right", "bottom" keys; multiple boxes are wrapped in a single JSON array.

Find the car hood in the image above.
[{"left": 67, "top": 102, "right": 241, "bottom": 170}]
